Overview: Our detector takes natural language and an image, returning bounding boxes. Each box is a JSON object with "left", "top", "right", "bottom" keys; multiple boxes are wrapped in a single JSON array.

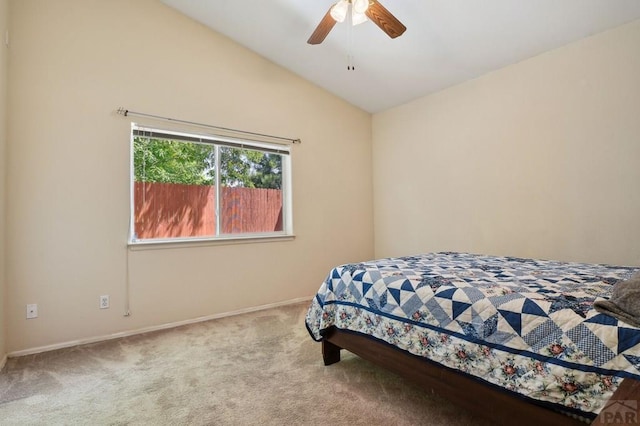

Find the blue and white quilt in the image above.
[{"left": 305, "top": 252, "right": 640, "bottom": 417}]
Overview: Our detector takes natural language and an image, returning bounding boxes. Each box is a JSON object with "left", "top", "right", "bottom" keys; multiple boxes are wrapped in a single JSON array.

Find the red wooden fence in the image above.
[{"left": 134, "top": 182, "right": 283, "bottom": 239}]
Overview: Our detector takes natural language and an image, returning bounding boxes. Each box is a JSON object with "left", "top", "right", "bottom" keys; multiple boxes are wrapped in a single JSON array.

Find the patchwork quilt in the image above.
[{"left": 305, "top": 252, "right": 640, "bottom": 418}]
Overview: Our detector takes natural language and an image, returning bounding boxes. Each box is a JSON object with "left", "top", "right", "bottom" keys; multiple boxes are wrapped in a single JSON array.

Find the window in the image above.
[{"left": 130, "top": 125, "right": 292, "bottom": 244}]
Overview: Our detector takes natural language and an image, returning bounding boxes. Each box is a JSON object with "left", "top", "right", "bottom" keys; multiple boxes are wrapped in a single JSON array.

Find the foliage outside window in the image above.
[{"left": 130, "top": 125, "right": 292, "bottom": 243}]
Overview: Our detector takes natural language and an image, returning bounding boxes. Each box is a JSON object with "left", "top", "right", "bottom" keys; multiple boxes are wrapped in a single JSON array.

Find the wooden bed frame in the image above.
[{"left": 322, "top": 327, "right": 640, "bottom": 426}]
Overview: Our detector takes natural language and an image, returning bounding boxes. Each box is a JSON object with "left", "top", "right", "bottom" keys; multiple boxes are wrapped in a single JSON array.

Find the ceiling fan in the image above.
[{"left": 308, "top": 0, "right": 406, "bottom": 45}]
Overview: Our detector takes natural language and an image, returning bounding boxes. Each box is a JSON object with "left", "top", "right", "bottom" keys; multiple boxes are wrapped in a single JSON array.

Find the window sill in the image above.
[{"left": 128, "top": 234, "right": 295, "bottom": 251}]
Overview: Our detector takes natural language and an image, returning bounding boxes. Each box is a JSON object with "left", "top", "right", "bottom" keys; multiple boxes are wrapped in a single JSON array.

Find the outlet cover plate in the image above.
[
  {"left": 100, "top": 295, "right": 109, "bottom": 309},
  {"left": 26, "top": 304, "right": 38, "bottom": 319}
]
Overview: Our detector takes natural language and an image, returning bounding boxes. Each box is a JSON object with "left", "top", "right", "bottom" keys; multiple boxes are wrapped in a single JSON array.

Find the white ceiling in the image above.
[{"left": 160, "top": 0, "right": 640, "bottom": 113}]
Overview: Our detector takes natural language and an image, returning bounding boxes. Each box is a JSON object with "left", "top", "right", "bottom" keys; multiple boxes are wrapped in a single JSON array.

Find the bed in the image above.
[{"left": 305, "top": 252, "right": 640, "bottom": 425}]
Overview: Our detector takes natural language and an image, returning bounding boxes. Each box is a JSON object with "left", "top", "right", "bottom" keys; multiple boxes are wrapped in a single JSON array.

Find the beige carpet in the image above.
[{"left": 0, "top": 302, "right": 492, "bottom": 425}]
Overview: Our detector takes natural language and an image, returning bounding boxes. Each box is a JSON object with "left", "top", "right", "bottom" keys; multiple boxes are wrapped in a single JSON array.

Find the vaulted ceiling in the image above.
[{"left": 160, "top": 0, "right": 640, "bottom": 113}]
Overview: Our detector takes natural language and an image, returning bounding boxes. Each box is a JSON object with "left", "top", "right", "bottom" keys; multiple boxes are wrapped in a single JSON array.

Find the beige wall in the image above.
[
  {"left": 6, "top": 0, "right": 373, "bottom": 353},
  {"left": 0, "top": 0, "right": 7, "bottom": 364},
  {"left": 373, "top": 19, "right": 640, "bottom": 266}
]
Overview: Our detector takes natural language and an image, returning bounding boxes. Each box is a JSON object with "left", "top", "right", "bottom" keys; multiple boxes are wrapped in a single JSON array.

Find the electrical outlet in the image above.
[
  {"left": 99, "top": 295, "right": 109, "bottom": 309},
  {"left": 26, "top": 304, "right": 38, "bottom": 319}
]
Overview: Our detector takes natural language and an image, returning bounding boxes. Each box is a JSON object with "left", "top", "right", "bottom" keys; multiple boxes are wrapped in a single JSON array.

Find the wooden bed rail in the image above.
[
  {"left": 593, "top": 379, "right": 640, "bottom": 425},
  {"left": 322, "top": 328, "right": 640, "bottom": 425}
]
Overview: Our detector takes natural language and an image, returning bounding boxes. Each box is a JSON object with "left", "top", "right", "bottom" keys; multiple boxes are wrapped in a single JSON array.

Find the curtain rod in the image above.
[{"left": 116, "top": 107, "right": 301, "bottom": 145}]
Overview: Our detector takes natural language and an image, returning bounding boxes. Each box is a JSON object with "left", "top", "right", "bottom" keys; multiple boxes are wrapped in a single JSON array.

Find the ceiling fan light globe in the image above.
[
  {"left": 330, "top": 0, "right": 349, "bottom": 23},
  {"left": 353, "top": 0, "right": 369, "bottom": 14},
  {"left": 352, "top": 10, "right": 368, "bottom": 26}
]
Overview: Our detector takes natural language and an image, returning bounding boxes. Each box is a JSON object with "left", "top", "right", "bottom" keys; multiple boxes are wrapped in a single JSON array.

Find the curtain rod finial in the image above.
[
  {"left": 116, "top": 107, "right": 129, "bottom": 117},
  {"left": 293, "top": 139, "right": 302, "bottom": 144}
]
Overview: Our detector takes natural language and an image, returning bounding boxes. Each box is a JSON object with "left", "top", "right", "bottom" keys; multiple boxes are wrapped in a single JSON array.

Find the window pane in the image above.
[
  {"left": 219, "top": 146, "right": 284, "bottom": 234},
  {"left": 133, "top": 137, "right": 217, "bottom": 239},
  {"left": 130, "top": 125, "right": 291, "bottom": 244}
]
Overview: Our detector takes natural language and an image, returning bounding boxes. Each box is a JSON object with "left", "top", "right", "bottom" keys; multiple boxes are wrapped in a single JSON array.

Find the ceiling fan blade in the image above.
[
  {"left": 307, "top": 6, "right": 337, "bottom": 45},
  {"left": 365, "top": 0, "right": 406, "bottom": 39}
]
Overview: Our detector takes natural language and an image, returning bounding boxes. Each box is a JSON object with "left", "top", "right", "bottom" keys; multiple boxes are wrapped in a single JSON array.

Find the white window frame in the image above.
[{"left": 129, "top": 124, "right": 293, "bottom": 246}]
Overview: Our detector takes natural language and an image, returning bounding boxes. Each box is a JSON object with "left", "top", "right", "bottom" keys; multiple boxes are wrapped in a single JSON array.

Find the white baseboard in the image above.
[{"left": 7, "top": 296, "right": 312, "bottom": 359}]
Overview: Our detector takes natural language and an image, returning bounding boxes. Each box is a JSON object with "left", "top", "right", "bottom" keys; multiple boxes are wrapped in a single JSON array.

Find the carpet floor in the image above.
[{"left": 0, "top": 302, "right": 492, "bottom": 425}]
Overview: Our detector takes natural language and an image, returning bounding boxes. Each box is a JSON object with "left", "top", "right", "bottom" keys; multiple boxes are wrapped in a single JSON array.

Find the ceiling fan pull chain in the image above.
[{"left": 347, "top": 2, "right": 355, "bottom": 71}]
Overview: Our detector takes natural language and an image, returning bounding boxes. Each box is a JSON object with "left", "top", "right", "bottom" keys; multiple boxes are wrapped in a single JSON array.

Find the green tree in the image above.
[
  {"left": 250, "top": 153, "right": 282, "bottom": 189},
  {"left": 134, "top": 137, "right": 215, "bottom": 185},
  {"left": 219, "top": 148, "right": 282, "bottom": 189},
  {"left": 134, "top": 137, "right": 282, "bottom": 189}
]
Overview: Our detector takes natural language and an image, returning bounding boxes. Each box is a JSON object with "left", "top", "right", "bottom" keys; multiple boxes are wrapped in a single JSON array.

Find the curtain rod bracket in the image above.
[{"left": 116, "top": 107, "right": 300, "bottom": 145}]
